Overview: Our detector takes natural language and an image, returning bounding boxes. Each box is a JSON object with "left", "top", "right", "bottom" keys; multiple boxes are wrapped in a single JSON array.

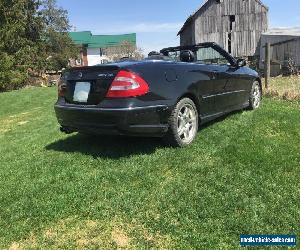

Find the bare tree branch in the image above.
[{"left": 104, "top": 41, "right": 144, "bottom": 61}]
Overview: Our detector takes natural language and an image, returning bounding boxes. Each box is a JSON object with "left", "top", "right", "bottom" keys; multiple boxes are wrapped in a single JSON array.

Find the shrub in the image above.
[
  {"left": 0, "top": 0, "right": 77, "bottom": 92},
  {"left": 0, "top": 53, "right": 27, "bottom": 91}
]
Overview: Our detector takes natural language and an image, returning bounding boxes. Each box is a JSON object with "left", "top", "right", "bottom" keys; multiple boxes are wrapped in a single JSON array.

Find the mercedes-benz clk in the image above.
[{"left": 55, "top": 43, "right": 262, "bottom": 147}]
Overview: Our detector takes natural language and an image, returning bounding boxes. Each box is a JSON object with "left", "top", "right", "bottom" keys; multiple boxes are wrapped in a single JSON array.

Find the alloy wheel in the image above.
[
  {"left": 177, "top": 104, "right": 197, "bottom": 144},
  {"left": 252, "top": 83, "right": 261, "bottom": 109}
]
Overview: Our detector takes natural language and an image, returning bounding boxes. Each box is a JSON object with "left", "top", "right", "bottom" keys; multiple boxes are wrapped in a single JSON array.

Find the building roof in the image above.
[
  {"left": 177, "top": 0, "right": 268, "bottom": 35},
  {"left": 262, "top": 27, "right": 300, "bottom": 36},
  {"left": 69, "top": 31, "right": 92, "bottom": 45},
  {"left": 88, "top": 34, "right": 136, "bottom": 48},
  {"left": 68, "top": 31, "right": 136, "bottom": 48}
]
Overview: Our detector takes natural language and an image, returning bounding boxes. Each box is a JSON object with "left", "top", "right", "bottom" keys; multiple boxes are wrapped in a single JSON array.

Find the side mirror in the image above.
[{"left": 236, "top": 58, "right": 247, "bottom": 67}]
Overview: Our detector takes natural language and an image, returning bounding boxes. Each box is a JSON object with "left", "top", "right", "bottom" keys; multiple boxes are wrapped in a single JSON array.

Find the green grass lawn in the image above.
[{"left": 0, "top": 87, "right": 299, "bottom": 249}]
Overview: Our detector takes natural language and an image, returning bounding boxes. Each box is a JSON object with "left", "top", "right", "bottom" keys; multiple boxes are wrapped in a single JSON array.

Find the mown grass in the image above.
[
  {"left": 0, "top": 86, "right": 299, "bottom": 249},
  {"left": 263, "top": 75, "right": 300, "bottom": 101}
]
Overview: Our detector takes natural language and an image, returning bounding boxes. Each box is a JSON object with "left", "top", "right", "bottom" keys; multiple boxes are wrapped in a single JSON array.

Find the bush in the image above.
[
  {"left": 0, "top": 53, "right": 27, "bottom": 91},
  {"left": 0, "top": 0, "right": 78, "bottom": 92}
]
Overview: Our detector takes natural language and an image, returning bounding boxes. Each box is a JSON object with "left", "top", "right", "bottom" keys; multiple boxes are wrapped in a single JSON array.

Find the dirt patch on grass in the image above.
[
  {"left": 0, "top": 110, "right": 39, "bottom": 134},
  {"left": 9, "top": 234, "right": 36, "bottom": 250},
  {"left": 8, "top": 218, "right": 174, "bottom": 249},
  {"left": 111, "top": 227, "right": 130, "bottom": 248}
]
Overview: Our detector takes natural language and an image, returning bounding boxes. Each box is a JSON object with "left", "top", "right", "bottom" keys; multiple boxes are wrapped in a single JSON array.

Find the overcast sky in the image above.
[{"left": 57, "top": 0, "right": 300, "bottom": 54}]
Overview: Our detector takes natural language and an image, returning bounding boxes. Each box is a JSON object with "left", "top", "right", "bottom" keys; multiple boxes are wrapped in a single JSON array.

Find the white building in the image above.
[{"left": 69, "top": 31, "right": 137, "bottom": 66}]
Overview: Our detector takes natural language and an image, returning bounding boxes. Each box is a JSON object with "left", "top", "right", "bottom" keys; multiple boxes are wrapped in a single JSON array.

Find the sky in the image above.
[{"left": 57, "top": 0, "right": 300, "bottom": 55}]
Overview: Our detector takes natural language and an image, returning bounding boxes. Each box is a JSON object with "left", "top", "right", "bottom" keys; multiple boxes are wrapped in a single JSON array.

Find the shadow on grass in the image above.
[
  {"left": 45, "top": 110, "right": 244, "bottom": 159},
  {"left": 45, "top": 134, "right": 164, "bottom": 159}
]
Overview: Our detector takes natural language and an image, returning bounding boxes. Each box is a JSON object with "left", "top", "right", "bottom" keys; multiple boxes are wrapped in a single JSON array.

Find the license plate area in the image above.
[{"left": 73, "top": 82, "right": 91, "bottom": 103}]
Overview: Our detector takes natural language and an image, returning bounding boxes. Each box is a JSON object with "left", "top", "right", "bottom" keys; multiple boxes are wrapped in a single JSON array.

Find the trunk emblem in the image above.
[
  {"left": 98, "top": 73, "right": 114, "bottom": 78},
  {"left": 78, "top": 72, "right": 83, "bottom": 78}
]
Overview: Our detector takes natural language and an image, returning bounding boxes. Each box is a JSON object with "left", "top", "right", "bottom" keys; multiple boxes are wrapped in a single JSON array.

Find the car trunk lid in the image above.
[{"left": 63, "top": 65, "right": 120, "bottom": 105}]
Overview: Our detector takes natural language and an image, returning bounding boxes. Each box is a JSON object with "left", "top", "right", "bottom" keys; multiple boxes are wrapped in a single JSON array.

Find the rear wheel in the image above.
[
  {"left": 249, "top": 81, "right": 262, "bottom": 110},
  {"left": 163, "top": 98, "right": 198, "bottom": 147}
]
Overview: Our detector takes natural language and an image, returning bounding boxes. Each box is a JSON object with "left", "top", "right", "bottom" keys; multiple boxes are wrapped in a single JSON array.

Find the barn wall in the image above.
[
  {"left": 259, "top": 35, "right": 300, "bottom": 69},
  {"left": 181, "top": 0, "right": 268, "bottom": 57},
  {"left": 180, "top": 22, "right": 195, "bottom": 46}
]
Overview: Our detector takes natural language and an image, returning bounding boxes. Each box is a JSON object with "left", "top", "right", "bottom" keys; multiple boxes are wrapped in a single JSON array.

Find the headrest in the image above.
[
  {"left": 180, "top": 50, "right": 195, "bottom": 63},
  {"left": 148, "top": 51, "right": 161, "bottom": 57},
  {"left": 146, "top": 51, "right": 167, "bottom": 60}
]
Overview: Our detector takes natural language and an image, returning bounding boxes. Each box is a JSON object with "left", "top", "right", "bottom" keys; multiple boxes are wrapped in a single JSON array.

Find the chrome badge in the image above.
[
  {"left": 78, "top": 72, "right": 83, "bottom": 78},
  {"left": 98, "top": 73, "right": 114, "bottom": 78}
]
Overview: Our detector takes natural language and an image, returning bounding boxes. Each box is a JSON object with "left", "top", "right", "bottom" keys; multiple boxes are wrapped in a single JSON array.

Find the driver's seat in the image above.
[{"left": 180, "top": 50, "right": 195, "bottom": 63}]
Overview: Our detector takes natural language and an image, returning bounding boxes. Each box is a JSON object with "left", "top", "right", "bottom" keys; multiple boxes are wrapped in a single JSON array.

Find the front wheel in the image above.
[
  {"left": 163, "top": 98, "right": 199, "bottom": 147},
  {"left": 248, "top": 81, "right": 262, "bottom": 110}
]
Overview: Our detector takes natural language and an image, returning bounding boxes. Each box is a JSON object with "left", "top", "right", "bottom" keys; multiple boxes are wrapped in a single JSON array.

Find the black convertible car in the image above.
[{"left": 55, "top": 42, "right": 262, "bottom": 147}]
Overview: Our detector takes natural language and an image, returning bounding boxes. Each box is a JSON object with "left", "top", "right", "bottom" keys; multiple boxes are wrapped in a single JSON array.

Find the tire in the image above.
[
  {"left": 163, "top": 98, "right": 199, "bottom": 147},
  {"left": 248, "top": 81, "right": 262, "bottom": 110}
]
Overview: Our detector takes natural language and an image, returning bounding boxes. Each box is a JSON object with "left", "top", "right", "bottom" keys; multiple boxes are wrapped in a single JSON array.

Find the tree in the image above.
[
  {"left": 104, "top": 41, "right": 144, "bottom": 62},
  {"left": 40, "top": 0, "right": 70, "bottom": 32},
  {"left": 39, "top": 0, "right": 78, "bottom": 71},
  {"left": 0, "top": 0, "right": 78, "bottom": 90},
  {"left": 0, "top": 0, "right": 42, "bottom": 56},
  {"left": 0, "top": 0, "right": 43, "bottom": 90}
]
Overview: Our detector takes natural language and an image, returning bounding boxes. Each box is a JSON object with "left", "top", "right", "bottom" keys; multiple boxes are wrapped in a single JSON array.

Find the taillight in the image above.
[{"left": 106, "top": 70, "right": 149, "bottom": 98}]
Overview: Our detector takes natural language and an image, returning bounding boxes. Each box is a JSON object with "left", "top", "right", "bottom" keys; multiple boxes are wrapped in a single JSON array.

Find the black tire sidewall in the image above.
[{"left": 164, "top": 98, "right": 199, "bottom": 147}]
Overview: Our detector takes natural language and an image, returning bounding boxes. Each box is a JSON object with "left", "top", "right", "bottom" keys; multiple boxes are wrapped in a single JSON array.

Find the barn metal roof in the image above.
[
  {"left": 177, "top": 0, "right": 269, "bottom": 35},
  {"left": 262, "top": 27, "right": 300, "bottom": 36}
]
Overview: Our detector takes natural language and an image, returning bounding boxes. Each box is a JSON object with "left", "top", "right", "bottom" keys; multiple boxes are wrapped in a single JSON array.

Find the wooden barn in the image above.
[
  {"left": 259, "top": 28, "right": 300, "bottom": 74},
  {"left": 178, "top": 0, "right": 269, "bottom": 57}
]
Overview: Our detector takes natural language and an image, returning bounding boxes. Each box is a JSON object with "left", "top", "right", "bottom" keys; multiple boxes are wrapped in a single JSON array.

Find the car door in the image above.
[
  {"left": 194, "top": 46, "right": 233, "bottom": 113},
  {"left": 224, "top": 67, "right": 252, "bottom": 108},
  {"left": 181, "top": 63, "right": 217, "bottom": 116}
]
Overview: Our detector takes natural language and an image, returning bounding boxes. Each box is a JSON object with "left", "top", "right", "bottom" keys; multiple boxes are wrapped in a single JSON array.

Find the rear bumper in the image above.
[{"left": 54, "top": 104, "right": 170, "bottom": 136}]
